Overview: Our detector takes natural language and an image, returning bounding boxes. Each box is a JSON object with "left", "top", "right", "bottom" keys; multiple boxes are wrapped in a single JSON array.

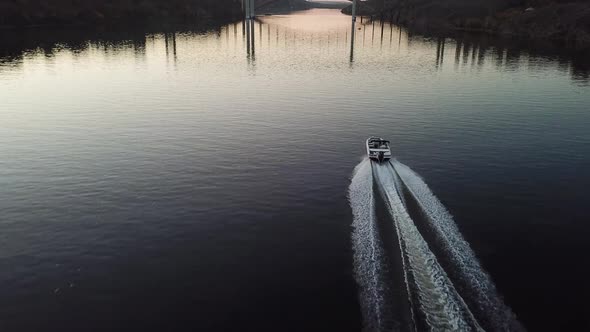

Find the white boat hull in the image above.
[{"left": 366, "top": 137, "right": 392, "bottom": 163}]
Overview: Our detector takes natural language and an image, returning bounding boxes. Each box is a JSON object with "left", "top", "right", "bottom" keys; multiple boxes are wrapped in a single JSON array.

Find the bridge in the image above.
[
  {"left": 254, "top": 0, "right": 278, "bottom": 8},
  {"left": 245, "top": 0, "right": 350, "bottom": 13},
  {"left": 242, "top": 0, "right": 358, "bottom": 60},
  {"left": 241, "top": 0, "right": 286, "bottom": 11}
]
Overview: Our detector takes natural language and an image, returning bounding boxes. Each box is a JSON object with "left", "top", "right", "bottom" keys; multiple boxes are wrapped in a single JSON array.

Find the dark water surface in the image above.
[{"left": 1, "top": 9, "right": 589, "bottom": 331}]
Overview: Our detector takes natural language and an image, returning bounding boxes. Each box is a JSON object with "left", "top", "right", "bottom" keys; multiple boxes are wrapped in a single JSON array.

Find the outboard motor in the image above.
[{"left": 378, "top": 151, "right": 385, "bottom": 163}]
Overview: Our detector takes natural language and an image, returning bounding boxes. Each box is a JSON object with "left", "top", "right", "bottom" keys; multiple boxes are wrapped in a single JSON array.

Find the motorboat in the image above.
[{"left": 366, "top": 137, "right": 392, "bottom": 163}]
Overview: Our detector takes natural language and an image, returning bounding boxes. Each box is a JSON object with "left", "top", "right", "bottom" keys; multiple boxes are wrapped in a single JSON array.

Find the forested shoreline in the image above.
[
  {"left": 0, "top": 0, "right": 243, "bottom": 27},
  {"left": 343, "top": 0, "right": 590, "bottom": 48}
]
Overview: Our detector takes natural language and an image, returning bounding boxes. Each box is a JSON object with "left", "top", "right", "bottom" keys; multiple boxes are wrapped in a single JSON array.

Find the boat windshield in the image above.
[{"left": 370, "top": 140, "right": 389, "bottom": 149}]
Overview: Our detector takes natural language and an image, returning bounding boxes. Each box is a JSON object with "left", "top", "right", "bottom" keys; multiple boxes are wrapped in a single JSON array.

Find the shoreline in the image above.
[
  {"left": 342, "top": 0, "right": 590, "bottom": 49},
  {"left": 0, "top": 17, "right": 240, "bottom": 32},
  {"left": 0, "top": 0, "right": 242, "bottom": 30}
]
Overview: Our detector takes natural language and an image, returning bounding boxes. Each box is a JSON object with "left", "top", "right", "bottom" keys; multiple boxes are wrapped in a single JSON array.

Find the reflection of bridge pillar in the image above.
[
  {"left": 350, "top": 0, "right": 357, "bottom": 64},
  {"left": 244, "top": 0, "right": 256, "bottom": 57},
  {"left": 435, "top": 37, "right": 445, "bottom": 70}
]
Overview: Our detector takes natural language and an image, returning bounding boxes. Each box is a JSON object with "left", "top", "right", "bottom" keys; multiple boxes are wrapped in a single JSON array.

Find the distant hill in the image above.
[{"left": 0, "top": 0, "right": 243, "bottom": 28}]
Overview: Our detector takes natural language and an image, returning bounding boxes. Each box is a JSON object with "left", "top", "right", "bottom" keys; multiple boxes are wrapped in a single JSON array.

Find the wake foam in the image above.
[
  {"left": 374, "top": 163, "right": 482, "bottom": 331},
  {"left": 349, "top": 159, "right": 387, "bottom": 332},
  {"left": 392, "top": 161, "right": 523, "bottom": 331}
]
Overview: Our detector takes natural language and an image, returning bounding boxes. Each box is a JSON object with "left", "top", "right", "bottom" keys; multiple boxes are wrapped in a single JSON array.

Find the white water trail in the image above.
[
  {"left": 392, "top": 161, "right": 523, "bottom": 331},
  {"left": 374, "top": 163, "right": 483, "bottom": 332},
  {"left": 392, "top": 168, "right": 406, "bottom": 208},
  {"left": 349, "top": 159, "right": 386, "bottom": 332}
]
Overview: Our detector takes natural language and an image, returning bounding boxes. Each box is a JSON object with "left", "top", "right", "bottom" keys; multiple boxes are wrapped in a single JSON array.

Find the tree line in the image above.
[{"left": 0, "top": 0, "right": 243, "bottom": 27}]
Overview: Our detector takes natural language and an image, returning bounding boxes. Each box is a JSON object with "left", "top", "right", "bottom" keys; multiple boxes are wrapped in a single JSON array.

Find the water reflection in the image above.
[
  {"left": 349, "top": 9, "right": 357, "bottom": 64},
  {"left": 164, "top": 32, "right": 177, "bottom": 66},
  {"left": 435, "top": 37, "right": 445, "bottom": 70},
  {"left": 0, "top": 10, "right": 588, "bottom": 85},
  {"left": 244, "top": 18, "right": 256, "bottom": 67}
]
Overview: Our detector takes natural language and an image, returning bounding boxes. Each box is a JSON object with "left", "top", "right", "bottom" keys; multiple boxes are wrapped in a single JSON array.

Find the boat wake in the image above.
[
  {"left": 349, "top": 159, "right": 387, "bottom": 332},
  {"left": 349, "top": 159, "right": 522, "bottom": 332},
  {"left": 374, "top": 163, "right": 482, "bottom": 331},
  {"left": 392, "top": 161, "right": 523, "bottom": 331}
]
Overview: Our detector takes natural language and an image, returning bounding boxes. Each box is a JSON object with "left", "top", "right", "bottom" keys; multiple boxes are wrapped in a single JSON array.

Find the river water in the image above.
[{"left": 1, "top": 8, "right": 589, "bottom": 331}]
